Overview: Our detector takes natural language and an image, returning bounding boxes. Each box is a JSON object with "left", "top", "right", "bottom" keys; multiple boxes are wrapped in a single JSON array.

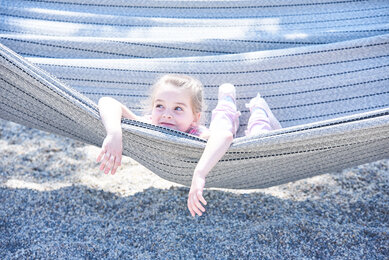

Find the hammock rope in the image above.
[{"left": 0, "top": 0, "right": 388, "bottom": 188}]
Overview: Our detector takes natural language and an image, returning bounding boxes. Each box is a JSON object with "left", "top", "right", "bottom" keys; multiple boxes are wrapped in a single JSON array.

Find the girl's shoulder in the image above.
[
  {"left": 139, "top": 115, "right": 152, "bottom": 124},
  {"left": 187, "top": 125, "right": 210, "bottom": 139}
]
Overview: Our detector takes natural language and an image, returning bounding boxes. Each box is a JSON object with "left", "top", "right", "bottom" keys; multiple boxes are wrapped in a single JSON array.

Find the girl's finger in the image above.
[
  {"left": 96, "top": 150, "right": 105, "bottom": 162},
  {"left": 192, "top": 192, "right": 205, "bottom": 212},
  {"left": 111, "top": 165, "right": 118, "bottom": 175},
  {"left": 111, "top": 158, "right": 121, "bottom": 175},
  {"left": 105, "top": 156, "right": 115, "bottom": 174},
  {"left": 99, "top": 158, "right": 107, "bottom": 171},
  {"left": 115, "top": 155, "right": 122, "bottom": 166},
  {"left": 198, "top": 192, "right": 207, "bottom": 206},
  {"left": 190, "top": 195, "right": 203, "bottom": 216},
  {"left": 194, "top": 197, "right": 206, "bottom": 213},
  {"left": 187, "top": 200, "right": 195, "bottom": 217},
  {"left": 100, "top": 152, "right": 111, "bottom": 172}
]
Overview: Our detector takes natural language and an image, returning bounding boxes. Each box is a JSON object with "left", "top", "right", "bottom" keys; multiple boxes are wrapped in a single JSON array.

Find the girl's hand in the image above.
[
  {"left": 96, "top": 132, "right": 123, "bottom": 175},
  {"left": 187, "top": 174, "right": 207, "bottom": 217}
]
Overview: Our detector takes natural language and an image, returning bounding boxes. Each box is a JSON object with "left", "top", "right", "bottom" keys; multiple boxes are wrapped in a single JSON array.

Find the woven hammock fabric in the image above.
[{"left": 0, "top": 0, "right": 388, "bottom": 189}]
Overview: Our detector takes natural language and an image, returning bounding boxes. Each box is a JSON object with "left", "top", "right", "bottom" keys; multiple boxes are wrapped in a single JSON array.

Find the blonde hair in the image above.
[{"left": 144, "top": 74, "right": 206, "bottom": 122}]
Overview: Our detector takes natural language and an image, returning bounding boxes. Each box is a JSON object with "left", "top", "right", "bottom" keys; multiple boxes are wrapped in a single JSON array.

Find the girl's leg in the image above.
[
  {"left": 245, "top": 93, "right": 282, "bottom": 136},
  {"left": 209, "top": 83, "right": 241, "bottom": 136}
]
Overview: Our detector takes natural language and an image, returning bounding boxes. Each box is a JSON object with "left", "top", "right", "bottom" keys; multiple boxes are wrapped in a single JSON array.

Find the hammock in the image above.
[{"left": 0, "top": 0, "right": 388, "bottom": 189}]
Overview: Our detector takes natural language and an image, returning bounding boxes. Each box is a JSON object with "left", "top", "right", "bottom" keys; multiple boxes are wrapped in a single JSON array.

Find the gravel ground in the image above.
[{"left": 0, "top": 119, "right": 388, "bottom": 259}]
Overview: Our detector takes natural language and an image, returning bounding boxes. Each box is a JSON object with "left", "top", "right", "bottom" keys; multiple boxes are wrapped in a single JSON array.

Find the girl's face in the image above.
[{"left": 151, "top": 83, "right": 200, "bottom": 132}]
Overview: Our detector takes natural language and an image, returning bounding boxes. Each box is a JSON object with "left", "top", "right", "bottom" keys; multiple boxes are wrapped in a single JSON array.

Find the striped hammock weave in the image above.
[{"left": 0, "top": 0, "right": 388, "bottom": 188}]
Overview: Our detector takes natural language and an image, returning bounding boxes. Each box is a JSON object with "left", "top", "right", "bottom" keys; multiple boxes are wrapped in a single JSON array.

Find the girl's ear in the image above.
[{"left": 192, "top": 112, "right": 201, "bottom": 125}]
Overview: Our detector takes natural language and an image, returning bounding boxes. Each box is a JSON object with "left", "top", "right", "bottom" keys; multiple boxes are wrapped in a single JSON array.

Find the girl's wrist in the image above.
[
  {"left": 106, "top": 127, "right": 122, "bottom": 135},
  {"left": 193, "top": 169, "right": 207, "bottom": 179}
]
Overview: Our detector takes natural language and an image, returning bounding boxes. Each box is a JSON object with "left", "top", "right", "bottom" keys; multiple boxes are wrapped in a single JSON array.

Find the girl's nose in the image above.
[{"left": 162, "top": 110, "right": 173, "bottom": 119}]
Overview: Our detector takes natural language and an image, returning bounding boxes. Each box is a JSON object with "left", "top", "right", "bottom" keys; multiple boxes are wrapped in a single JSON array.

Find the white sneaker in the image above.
[
  {"left": 246, "top": 93, "right": 282, "bottom": 130},
  {"left": 218, "top": 83, "right": 236, "bottom": 103}
]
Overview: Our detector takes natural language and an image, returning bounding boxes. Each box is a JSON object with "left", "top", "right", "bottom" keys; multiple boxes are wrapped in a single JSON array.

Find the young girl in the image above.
[{"left": 96, "top": 74, "right": 281, "bottom": 217}]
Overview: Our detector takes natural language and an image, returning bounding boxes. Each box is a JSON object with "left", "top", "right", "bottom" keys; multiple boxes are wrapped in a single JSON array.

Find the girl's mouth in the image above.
[{"left": 160, "top": 122, "right": 175, "bottom": 128}]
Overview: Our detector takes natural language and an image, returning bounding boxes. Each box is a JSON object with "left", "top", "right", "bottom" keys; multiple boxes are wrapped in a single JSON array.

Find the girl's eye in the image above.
[
  {"left": 175, "top": 106, "right": 183, "bottom": 111},
  {"left": 155, "top": 104, "right": 163, "bottom": 109}
]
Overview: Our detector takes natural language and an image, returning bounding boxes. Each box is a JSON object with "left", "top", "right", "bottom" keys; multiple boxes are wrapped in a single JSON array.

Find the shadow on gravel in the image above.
[{"left": 0, "top": 183, "right": 387, "bottom": 259}]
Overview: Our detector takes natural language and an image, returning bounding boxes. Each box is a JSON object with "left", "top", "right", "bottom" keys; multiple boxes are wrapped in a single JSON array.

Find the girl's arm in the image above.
[
  {"left": 96, "top": 97, "right": 138, "bottom": 174},
  {"left": 187, "top": 129, "right": 233, "bottom": 217},
  {"left": 187, "top": 83, "right": 239, "bottom": 217}
]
